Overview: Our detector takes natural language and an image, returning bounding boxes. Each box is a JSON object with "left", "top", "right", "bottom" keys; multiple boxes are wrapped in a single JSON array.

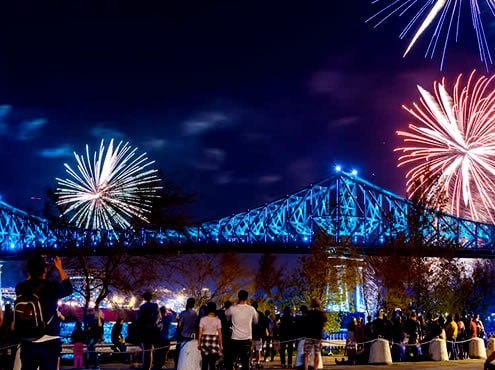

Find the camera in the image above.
[{"left": 45, "top": 256, "right": 55, "bottom": 263}]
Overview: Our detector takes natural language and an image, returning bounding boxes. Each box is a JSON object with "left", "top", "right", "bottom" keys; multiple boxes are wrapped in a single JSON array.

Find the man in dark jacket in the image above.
[
  {"left": 15, "top": 254, "right": 73, "bottom": 370},
  {"left": 302, "top": 298, "right": 327, "bottom": 370},
  {"left": 279, "top": 306, "right": 295, "bottom": 369},
  {"left": 139, "top": 291, "right": 160, "bottom": 370}
]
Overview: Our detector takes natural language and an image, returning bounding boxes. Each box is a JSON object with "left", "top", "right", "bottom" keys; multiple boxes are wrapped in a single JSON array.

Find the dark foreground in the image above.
[{"left": 60, "top": 357, "right": 487, "bottom": 369}]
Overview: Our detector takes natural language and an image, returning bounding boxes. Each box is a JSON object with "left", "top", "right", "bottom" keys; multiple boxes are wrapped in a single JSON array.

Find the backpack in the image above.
[
  {"left": 14, "top": 290, "right": 52, "bottom": 340},
  {"left": 140, "top": 303, "right": 161, "bottom": 329}
]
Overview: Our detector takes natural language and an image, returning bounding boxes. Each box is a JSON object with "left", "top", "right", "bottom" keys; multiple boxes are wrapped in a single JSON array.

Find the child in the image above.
[{"left": 71, "top": 320, "right": 85, "bottom": 370}]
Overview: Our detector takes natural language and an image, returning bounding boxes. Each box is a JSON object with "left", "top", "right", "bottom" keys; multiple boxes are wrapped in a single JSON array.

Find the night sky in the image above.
[{"left": 0, "top": 1, "right": 488, "bottom": 222}]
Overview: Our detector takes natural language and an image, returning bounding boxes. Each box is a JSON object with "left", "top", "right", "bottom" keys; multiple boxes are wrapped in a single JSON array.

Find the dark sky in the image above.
[{"left": 0, "top": 1, "right": 489, "bottom": 222}]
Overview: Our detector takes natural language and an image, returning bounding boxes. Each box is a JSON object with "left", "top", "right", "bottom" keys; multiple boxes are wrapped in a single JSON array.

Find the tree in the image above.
[
  {"left": 142, "top": 176, "right": 195, "bottom": 229},
  {"left": 213, "top": 252, "right": 251, "bottom": 304},
  {"left": 63, "top": 248, "right": 179, "bottom": 319},
  {"left": 361, "top": 171, "right": 464, "bottom": 316},
  {"left": 170, "top": 252, "right": 255, "bottom": 308},
  {"left": 293, "top": 234, "right": 363, "bottom": 332},
  {"left": 254, "top": 253, "right": 285, "bottom": 310},
  {"left": 170, "top": 254, "right": 217, "bottom": 308},
  {"left": 47, "top": 176, "right": 193, "bottom": 315},
  {"left": 452, "top": 259, "right": 495, "bottom": 318}
]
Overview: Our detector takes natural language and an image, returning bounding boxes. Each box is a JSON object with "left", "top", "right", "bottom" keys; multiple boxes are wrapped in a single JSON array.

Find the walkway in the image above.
[{"left": 60, "top": 357, "right": 486, "bottom": 369}]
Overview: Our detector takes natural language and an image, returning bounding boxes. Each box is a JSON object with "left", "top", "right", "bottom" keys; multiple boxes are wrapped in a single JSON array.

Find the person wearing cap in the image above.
[{"left": 15, "top": 254, "right": 72, "bottom": 370}]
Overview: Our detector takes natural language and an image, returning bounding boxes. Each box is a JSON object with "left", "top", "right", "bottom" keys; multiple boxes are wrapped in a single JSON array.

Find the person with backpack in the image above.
[{"left": 14, "top": 254, "right": 72, "bottom": 370}]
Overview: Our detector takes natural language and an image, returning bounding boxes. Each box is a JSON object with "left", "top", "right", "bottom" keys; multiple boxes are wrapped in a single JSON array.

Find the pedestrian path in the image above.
[{"left": 60, "top": 357, "right": 486, "bottom": 369}]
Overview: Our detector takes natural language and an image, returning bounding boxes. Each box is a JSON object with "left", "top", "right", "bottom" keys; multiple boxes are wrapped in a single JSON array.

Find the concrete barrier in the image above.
[
  {"left": 429, "top": 338, "right": 448, "bottom": 361},
  {"left": 369, "top": 338, "right": 392, "bottom": 365},
  {"left": 469, "top": 337, "right": 487, "bottom": 359}
]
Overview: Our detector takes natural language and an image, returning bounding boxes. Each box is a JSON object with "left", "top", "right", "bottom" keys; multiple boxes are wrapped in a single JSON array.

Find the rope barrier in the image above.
[
  {"left": 4, "top": 335, "right": 486, "bottom": 355},
  {"left": 0, "top": 343, "right": 18, "bottom": 352},
  {"left": 340, "top": 336, "right": 484, "bottom": 350}
]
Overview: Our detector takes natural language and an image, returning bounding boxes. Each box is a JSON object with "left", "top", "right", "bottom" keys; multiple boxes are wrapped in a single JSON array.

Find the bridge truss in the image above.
[{"left": 1, "top": 172, "right": 495, "bottom": 257}]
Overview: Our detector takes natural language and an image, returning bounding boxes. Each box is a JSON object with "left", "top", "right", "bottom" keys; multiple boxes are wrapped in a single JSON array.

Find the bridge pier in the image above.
[{"left": 0, "top": 263, "right": 3, "bottom": 307}]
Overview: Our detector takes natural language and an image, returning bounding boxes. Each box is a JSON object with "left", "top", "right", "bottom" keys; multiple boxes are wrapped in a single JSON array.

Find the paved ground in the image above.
[{"left": 60, "top": 357, "right": 488, "bottom": 369}]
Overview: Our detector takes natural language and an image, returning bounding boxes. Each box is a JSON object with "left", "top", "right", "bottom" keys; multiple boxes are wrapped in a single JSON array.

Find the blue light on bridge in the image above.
[{"left": 1, "top": 171, "right": 495, "bottom": 255}]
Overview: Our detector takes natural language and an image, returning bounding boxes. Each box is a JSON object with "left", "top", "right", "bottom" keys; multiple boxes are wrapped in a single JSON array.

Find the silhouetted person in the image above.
[
  {"left": 302, "top": 298, "right": 327, "bottom": 370},
  {"left": 15, "top": 254, "right": 72, "bottom": 370},
  {"left": 175, "top": 297, "right": 198, "bottom": 369},
  {"left": 139, "top": 291, "right": 160, "bottom": 370}
]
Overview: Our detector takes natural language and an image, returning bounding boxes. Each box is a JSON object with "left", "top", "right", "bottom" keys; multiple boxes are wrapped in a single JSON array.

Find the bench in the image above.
[
  {"left": 62, "top": 343, "right": 142, "bottom": 356},
  {"left": 61, "top": 342, "right": 176, "bottom": 355}
]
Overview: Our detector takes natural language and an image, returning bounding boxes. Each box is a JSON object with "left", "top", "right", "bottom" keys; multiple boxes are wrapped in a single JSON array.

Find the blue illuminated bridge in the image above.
[{"left": 1, "top": 172, "right": 495, "bottom": 259}]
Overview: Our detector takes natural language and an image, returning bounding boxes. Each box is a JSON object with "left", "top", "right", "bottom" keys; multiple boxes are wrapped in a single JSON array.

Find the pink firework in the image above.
[{"left": 395, "top": 70, "right": 495, "bottom": 224}]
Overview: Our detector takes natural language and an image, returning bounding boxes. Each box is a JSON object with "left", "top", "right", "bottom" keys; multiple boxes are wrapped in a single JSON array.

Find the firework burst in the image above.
[
  {"left": 56, "top": 139, "right": 162, "bottom": 230},
  {"left": 395, "top": 70, "right": 495, "bottom": 224},
  {"left": 367, "top": 0, "right": 495, "bottom": 71}
]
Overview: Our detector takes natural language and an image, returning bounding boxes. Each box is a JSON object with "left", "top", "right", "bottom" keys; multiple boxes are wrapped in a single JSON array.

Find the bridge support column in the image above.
[{"left": 0, "top": 263, "right": 3, "bottom": 308}]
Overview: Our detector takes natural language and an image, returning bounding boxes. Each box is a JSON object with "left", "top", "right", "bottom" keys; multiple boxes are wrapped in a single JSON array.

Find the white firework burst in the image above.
[{"left": 56, "top": 139, "right": 162, "bottom": 230}]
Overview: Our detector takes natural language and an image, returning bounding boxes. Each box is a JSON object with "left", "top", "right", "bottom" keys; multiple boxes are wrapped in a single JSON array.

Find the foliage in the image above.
[
  {"left": 359, "top": 171, "right": 494, "bottom": 318},
  {"left": 294, "top": 234, "right": 363, "bottom": 333},
  {"left": 254, "top": 253, "right": 285, "bottom": 311},
  {"left": 170, "top": 252, "right": 254, "bottom": 309},
  {"left": 47, "top": 174, "right": 193, "bottom": 313},
  {"left": 139, "top": 175, "right": 195, "bottom": 229},
  {"left": 63, "top": 249, "right": 179, "bottom": 316},
  {"left": 214, "top": 252, "right": 251, "bottom": 304},
  {"left": 465, "top": 260, "right": 495, "bottom": 316}
]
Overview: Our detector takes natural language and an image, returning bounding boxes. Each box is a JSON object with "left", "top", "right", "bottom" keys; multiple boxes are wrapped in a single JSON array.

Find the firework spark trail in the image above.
[
  {"left": 395, "top": 71, "right": 495, "bottom": 224},
  {"left": 367, "top": 0, "right": 495, "bottom": 70},
  {"left": 56, "top": 139, "right": 162, "bottom": 230},
  {"left": 403, "top": 0, "right": 447, "bottom": 57}
]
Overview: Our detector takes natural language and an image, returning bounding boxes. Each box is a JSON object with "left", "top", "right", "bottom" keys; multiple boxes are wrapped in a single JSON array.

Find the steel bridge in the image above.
[{"left": 1, "top": 172, "right": 495, "bottom": 258}]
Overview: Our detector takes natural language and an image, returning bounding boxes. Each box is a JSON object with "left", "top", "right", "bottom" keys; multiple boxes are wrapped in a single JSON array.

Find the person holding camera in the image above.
[{"left": 15, "top": 254, "right": 73, "bottom": 370}]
